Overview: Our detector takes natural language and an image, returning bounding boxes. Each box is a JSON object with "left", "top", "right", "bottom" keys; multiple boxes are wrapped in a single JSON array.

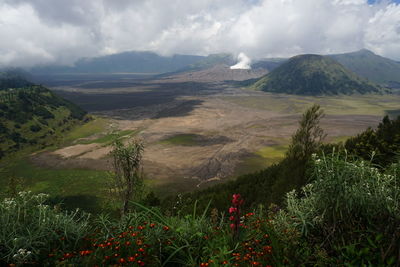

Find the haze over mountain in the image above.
[
  {"left": 30, "top": 51, "right": 204, "bottom": 74},
  {"left": 329, "top": 49, "right": 400, "bottom": 87},
  {"left": 252, "top": 54, "right": 383, "bottom": 95}
]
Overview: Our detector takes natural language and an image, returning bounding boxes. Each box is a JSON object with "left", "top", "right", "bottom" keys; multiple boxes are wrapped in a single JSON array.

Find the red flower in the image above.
[
  {"left": 229, "top": 207, "right": 237, "bottom": 214},
  {"left": 128, "top": 256, "right": 136, "bottom": 262}
]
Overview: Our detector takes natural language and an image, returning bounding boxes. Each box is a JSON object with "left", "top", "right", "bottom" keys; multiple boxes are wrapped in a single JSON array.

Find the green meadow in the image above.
[
  {"left": 0, "top": 158, "right": 110, "bottom": 213},
  {"left": 224, "top": 93, "right": 400, "bottom": 116}
]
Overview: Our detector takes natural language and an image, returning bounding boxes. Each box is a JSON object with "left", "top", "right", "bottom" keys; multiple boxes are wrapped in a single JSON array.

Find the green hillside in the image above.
[
  {"left": 252, "top": 54, "right": 383, "bottom": 95},
  {"left": 0, "top": 74, "right": 87, "bottom": 158},
  {"left": 330, "top": 49, "right": 400, "bottom": 86}
]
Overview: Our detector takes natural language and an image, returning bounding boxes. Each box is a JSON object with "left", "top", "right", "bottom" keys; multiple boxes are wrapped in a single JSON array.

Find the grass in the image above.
[
  {"left": 234, "top": 144, "right": 288, "bottom": 177},
  {"left": 77, "top": 129, "right": 139, "bottom": 145},
  {"left": 63, "top": 116, "right": 108, "bottom": 143},
  {"left": 0, "top": 158, "right": 110, "bottom": 213},
  {"left": 160, "top": 134, "right": 200, "bottom": 146},
  {"left": 223, "top": 93, "right": 400, "bottom": 116}
]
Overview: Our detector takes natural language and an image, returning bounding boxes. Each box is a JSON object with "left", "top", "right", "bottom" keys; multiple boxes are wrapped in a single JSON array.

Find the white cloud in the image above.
[{"left": 0, "top": 0, "right": 399, "bottom": 67}]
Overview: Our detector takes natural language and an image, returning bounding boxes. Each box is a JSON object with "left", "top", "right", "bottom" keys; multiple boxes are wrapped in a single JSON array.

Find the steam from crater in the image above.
[{"left": 230, "top": 53, "right": 251, "bottom": 70}]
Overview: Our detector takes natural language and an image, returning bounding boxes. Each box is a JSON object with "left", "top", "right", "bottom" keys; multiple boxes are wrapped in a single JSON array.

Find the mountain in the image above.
[
  {"left": 251, "top": 58, "right": 287, "bottom": 71},
  {"left": 0, "top": 72, "right": 87, "bottom": 158},
  {"left": 329, "top": 49, "right": 400, "bottom": 87},
  {"left": 180, "top": 53, "right": 235, "bottom": 72},
  {"left": 164, "top": 64, "right": 268, "bottom": 82},
  {"left": 252, "top": 54, "right": 383, "bottom": 95},
  {"left": 30, "top": 51, "right": 205, "bottom": 74}
]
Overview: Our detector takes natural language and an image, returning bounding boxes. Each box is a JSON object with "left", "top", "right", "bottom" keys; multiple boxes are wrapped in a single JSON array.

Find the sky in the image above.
[{"left": 0, "top": 0, "right": 400, "bottom": 67}]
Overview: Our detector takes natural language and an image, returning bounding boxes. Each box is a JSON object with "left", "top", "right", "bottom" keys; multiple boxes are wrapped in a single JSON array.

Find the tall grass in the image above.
[
  {"left": 274, "top": 152, "right": 400, "bottom": 265},
  {"left": 0, "top": 191, "right": 90, "bottom": 265}
]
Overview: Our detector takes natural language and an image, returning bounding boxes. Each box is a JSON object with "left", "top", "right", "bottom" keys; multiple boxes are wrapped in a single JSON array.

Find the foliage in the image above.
[
  {"left": 2, "top": 197, "right": 276, "bottom": 266},
  {"left": 275, "top": 153, "right": 400, "bottom": 265},
  {"left": 286, "top": 104, "right": 326, "bottom": 161},
  {"left": 0, "top": 191, "right": 90, "bottom": 266},
  {"left": 109, "top": 139, "right": 144, "bottom": 216},
  {"left": 344, "top": 115, "right": 400, "bottom": 168}
]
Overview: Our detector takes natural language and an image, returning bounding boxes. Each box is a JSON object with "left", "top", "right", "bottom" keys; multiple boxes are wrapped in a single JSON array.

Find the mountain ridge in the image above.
[{"left": 252, "top": 54, "right": 384, "bottom": 95}]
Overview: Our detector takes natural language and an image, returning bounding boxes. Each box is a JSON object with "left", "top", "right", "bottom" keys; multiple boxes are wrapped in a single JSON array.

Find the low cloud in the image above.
[{"left": 0, "top": 0, "right": 399, "bottom": 67}]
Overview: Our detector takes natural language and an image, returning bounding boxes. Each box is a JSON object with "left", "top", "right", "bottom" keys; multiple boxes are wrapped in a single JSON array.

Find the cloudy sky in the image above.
[{"left": 1, "top": 0, "right": 400, "bottom": 67}]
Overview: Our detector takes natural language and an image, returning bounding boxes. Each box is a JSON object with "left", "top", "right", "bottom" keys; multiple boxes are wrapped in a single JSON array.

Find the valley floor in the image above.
[{"left": 25, "top": 74, "right": 400, "bottom": 197}]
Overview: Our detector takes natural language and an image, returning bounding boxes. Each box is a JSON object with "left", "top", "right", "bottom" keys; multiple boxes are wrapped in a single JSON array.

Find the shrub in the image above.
[
  {"left": 0, "top": 191, "right": 90, "bottom": 266},
  {"left": 275, "top": 153, "right": 400, "bottom": 265}
]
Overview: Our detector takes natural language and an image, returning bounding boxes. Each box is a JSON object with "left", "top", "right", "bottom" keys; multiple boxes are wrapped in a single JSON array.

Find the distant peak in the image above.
[{"left": 356, "top": 49, "right": 375, "bottom": 55}]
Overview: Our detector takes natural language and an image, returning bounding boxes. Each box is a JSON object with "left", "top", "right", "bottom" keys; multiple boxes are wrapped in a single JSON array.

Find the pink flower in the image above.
[
  {"left": 230, "top": 223, "right": 235, "bottom": 230},
  {"left": 229, "top": 216, "right": 235, "bottom": 221}
]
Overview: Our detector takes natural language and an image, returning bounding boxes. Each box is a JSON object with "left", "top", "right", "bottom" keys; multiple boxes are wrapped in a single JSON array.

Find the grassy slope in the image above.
[
  {"left": 0, "top": 116, "right": 112, "bottom": 213},
  {"left": 330, "top": 49, "right": 400, "bottom": 85},
  {"left": 0, "top": 85, "right": 87, "bottom": 158},
  {"left": 253, "top": 54, "right": 383, "bottom": 95}
]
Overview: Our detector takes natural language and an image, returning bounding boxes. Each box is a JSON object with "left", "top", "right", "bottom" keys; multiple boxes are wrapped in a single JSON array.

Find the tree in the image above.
[
  {"left": 286, "top": 104, "right": 326, "bottom": 161},
  {"left": 109, "top": 139, "right": 144, "bottom": 216}
]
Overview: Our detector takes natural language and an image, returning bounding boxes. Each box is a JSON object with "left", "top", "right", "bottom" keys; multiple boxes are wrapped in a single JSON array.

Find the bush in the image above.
[
  {"left": 29, "top": 124, "right": 42, "bottom": 132},
  {"left": 0, "top": 191, "right": 90, "bottom": 266},
  {"left": 275, "top": 153, "right": 400, "bottom": 265}
]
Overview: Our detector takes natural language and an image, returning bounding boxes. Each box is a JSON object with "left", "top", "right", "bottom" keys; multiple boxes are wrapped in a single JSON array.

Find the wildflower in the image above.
[
  {"left": 163, "top": 226, "right": 170, "bottom": 231},
  {"left": 229, "top": 207, "right": 237, "bottom": 214},
  {"left": 128, "top": 256, "right": 136, "bottom": 262},
  {"left": 229, "top": 193, "right": 244, "bottom": 237}
]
